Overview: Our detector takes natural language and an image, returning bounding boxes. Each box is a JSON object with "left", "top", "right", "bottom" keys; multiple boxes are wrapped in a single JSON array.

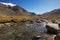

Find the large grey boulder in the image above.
[{"left": 46, "top": 23, "right": 60, "bottom": 33}]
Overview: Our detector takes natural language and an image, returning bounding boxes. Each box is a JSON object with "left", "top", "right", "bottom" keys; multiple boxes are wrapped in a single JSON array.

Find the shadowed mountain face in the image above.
[
  {"left": 0, "top": 2, "right": 30, "bottom": 17},
  {"left": 42, "top": 9, "right": 60, "bottom": 18}
]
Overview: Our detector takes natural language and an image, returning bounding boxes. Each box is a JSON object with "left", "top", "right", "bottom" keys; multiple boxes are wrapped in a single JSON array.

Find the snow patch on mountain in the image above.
[{"left": 0, "top": 2, "right": 16, "bottom": 7}]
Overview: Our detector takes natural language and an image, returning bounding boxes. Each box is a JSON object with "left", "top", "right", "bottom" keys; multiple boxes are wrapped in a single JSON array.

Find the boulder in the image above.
[
  {"left": 32, "top": 36, "right": 41, "bottom": 40},
  {"left": 46, "top": 23, "right": 59, "bottom": 34},
  {"left": 0, "top": 24, "right": 5, "bottom": 27}
]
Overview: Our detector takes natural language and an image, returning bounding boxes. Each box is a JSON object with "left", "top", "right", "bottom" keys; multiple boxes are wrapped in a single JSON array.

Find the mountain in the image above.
[
  {"left": 0, "top": 2, "right": 30, "bottom": 17},
  {"left": 42, "top": 8, "right": 60, "bottom": 19}
]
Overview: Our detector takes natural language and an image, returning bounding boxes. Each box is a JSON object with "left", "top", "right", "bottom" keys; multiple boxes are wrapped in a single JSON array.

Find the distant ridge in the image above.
[{"left": 42, "top": 8, "right": 60, "bottom": 19}]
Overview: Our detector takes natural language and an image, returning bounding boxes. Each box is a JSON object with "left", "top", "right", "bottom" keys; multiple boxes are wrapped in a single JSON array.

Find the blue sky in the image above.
[{"left": 0, "top": 0, "right": 60, "bottom": 14}]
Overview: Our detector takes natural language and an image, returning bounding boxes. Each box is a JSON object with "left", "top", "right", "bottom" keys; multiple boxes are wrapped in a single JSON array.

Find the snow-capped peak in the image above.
[{"left": 0, "top": 2, "right": 16, "bottom": 7}]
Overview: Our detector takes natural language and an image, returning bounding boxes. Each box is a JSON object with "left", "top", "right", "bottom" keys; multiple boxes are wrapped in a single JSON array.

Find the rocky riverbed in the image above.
[{"left": 0, "top": 19, "right": 60, "bottom": 40}]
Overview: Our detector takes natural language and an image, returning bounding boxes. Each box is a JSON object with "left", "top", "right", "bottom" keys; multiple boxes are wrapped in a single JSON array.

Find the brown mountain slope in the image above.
[
  {"left": 42, "top": 8, "right": 60, "bottom": 19},
  {"left": 0, "top": 3, "right": 30, "bottom": 17}
]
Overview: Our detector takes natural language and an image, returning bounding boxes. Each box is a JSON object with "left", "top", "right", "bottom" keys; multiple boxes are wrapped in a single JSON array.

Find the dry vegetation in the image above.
[
  {"left": 0, "top": 16, "right": 60, "bottom": 22},
  {"left": 0, "top": 16, "right": 40, "bottom": 22}
]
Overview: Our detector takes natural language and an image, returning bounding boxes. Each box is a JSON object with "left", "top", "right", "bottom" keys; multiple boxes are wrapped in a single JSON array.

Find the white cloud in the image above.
[{"left": 0, "top": 2, "right": 16, "bottom": 7}]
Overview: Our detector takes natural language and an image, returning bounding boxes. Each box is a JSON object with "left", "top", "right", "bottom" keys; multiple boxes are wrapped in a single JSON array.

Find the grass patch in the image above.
[{"left": 0, "top": 16, "right": 40, "bottom": 22}]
